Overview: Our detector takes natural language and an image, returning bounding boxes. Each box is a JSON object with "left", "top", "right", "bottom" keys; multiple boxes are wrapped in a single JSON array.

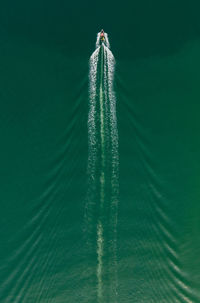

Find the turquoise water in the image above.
[{"left": 1, "top": 1, "right": 200, "bottom": 302}]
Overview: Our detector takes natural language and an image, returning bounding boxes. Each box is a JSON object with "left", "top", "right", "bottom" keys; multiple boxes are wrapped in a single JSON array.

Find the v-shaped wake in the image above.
[{"left": 85, "top": 31, "right": 119, "bottom": 302}]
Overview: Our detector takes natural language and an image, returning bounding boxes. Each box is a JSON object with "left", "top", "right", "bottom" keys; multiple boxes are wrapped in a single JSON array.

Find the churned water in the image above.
[{"left": 86, "top": 32, "right": 119, "bottom": 302}]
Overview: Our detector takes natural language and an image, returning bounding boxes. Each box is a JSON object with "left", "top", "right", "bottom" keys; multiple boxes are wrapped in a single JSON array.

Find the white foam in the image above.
[{"left": 87, "top": 32, "right": 119, "bottom": 302}]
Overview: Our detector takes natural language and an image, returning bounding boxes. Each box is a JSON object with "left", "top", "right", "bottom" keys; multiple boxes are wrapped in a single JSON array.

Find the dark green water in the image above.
[{"left": 1, "top": 1, "right": 200, "bottom": 302}]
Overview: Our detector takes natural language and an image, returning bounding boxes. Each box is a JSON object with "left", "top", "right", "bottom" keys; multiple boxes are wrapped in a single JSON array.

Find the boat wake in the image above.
[{"left": 85, "top": 31, "right": 119, "bottom": 302}]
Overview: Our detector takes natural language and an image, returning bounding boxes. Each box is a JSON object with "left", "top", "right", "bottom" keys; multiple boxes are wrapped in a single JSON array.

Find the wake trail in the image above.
[{"left": 85, "top": 32, "right": 119, "bottom": 302}]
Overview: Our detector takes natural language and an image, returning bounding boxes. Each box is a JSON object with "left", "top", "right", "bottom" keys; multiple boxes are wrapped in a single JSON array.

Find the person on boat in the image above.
[{"left": 100, "top": 29, "right": 105, "bottom": 42}]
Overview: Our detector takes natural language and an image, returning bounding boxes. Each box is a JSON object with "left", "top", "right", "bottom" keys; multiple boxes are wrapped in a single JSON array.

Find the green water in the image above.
[{"left": 1, "top": 0, "right": 200, "bottom": 302}]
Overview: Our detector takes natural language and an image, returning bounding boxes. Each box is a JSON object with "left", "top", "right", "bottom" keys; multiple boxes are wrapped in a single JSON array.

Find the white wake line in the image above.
[
  {"left": 97, "top": 44, "right": 105, "bottom": 303},
  {"left": 88, "top": 35, "right": 119, "bottom": 302}
]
